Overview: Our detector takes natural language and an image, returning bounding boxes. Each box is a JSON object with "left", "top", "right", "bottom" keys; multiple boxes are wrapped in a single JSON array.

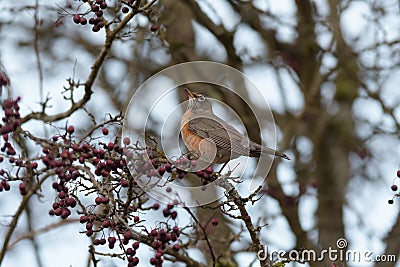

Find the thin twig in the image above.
[{"left": 183, "top": 206, "right": 217, "bottom": 267}]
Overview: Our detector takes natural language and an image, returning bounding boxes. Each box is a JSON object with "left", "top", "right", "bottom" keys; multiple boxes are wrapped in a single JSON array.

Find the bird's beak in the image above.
[{"left": 184, "top": 88, "right": 196, "bottom": 99}]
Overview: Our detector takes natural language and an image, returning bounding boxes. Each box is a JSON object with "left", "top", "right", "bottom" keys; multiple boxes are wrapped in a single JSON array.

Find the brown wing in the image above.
[{"left": 187, "top": 116, "right": 250, "bottom": 156}]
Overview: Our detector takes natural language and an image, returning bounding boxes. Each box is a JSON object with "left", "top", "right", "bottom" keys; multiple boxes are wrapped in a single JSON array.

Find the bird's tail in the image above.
[{"left": 250, "top": 143, "right": 290, "bottom": 160}]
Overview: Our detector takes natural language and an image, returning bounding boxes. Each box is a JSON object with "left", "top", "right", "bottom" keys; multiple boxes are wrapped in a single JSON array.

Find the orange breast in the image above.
[
  {"left": 181, "top": 110, "right": 203, "bottom": 156},
  {"left": 181, "top": 110, "right": 228, "bottom": 166}
]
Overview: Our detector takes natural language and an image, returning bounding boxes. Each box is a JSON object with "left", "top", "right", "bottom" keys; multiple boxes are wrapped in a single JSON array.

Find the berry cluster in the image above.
[
  {"left": 72, "top": 0, "right": 108, "bottom": 32},
  {"left": 149, "top": 226, "right": 180, "bottom": 266},
  {"left": 78, "top": 200, "right": 181, "bottom": 267},
  {"left": 195, "top": 166, "right": 215, "bottom": 185},
  {"left": 133, "top": 151, "right": 189, "bottom": 181},
  {"left": 134, "top": 150, "right": 216, "bottom": 187},
  {"left": 44, "top": 127, "right": 131, "bottom": 219},
  {"left": 161, "top": 203, "right": 177, "bottom": 220},
  {"left": 0, "top": 179, "right": 10, "bottom": 192},
  {"left": 49, "top": 194, "right": 77, "bottom": 219},
  {"left": 70, "top": 0, "right": 159, "bottom": 33},
  {"left": 0, "top": 98, "right": 40, "bottom": 196},
  {"left": 0, "top": 97, "right": 218, "bottom": 267},
  {"left": 0, "top": 97, "right": 21, "bottom": 136},
  {"left": 388, "top": 169, "right": 400, "bottom": 204}
]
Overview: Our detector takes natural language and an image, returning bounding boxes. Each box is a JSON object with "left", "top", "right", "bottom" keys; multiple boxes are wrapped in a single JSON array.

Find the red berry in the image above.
[
  {"left": 19, "top": 183, "right": 27, "bottom": 195},
  {"left": 388, "top": 199, "right": 394, "bottom": 204},
  {"left": 205, "top": 166, "right": 213, "bottom": 174},
  {"left": 158, "top": 166, "right": 166, "bottom": 176},
  {"left": 244, "top": 215, "right": 251, "bottom": 222},
  {"left": 58, "top": 191, "right": 67, "bottom": 199},
  {"left": 80, "top": 216, "right": 88, "bottom": 223},
  {"left": 151, "top": 241, "right": 160, "bottom": 249},
  {"left": 92, "top": 25, "right": 100, "bottom": 32},
  {"left": 152, "top": 203, "right": 160, "bottom": 210},
  {"left": 108, "top": 236, "right": 116, "bottom": 244},
  {"left": 134, "top": 216, "right": 139, "bottom": 222},
  {"left": 391, "top": 185, "right": 398, "bottom": 191},
  {"left": 54, "top": 208, "right": 62, "bottom": 216},
  {"left": 3, "top": 183, "right": 10, "bottom": 191},
  {"left": 177, "top": 171, "right": 185, "bottom": 179},
  {"left": 107, "top": 142, "right": 114, "bottom": 150},
  {"left": 122, "top": 6, "right": 129, "bottom": 13},
  {"left": 397, "top": 170, "right": 400, "bottom": 178},
  {"left": 102, "top": 220, "right": 110, "bottom": 228},
  {"left": 165, "top": 162, "right": 172, "bottom": 172},
  {"left": 86, "top": 229, "right": 94, "bottom": 237},
  {"left": 73, "top": 14, "right": 81, "bottom": 24},
  {"left": 61, "top": 209, "right": 71, "bottom": 219},
  {"left": 150, "top": 229, "right": 158, "bottom": 237},
  {"left": 172, "top": 243, "right": 180, "bottom": 251},
  {"left": 121, "top": 179, "right": 129, "bottom": 187},
  {"left": 88, "top": 215, "right": 95, "bottom": 223},
  {"left": 124, "top": 231, "right": 132, "bottom": 240},
  {"left": 95, "top": 196, "right": 103, "bottom": 205},
  {"left": 151, "top": 257, "right": 158, "bottom": 265},
  {"left": 102, "top": 196, "right": 110, "bottom": 204},
  {"left": 86, "top": 223, "right": 93, "bottom": 230},
  {"left": 132, "top": 257, "right": 139, "bottom": 265},
  {"left": 123, "top": 137, "right": 131, "bottom": 145},
  {"left": 171, "top": 211, "right": 177, "bottom": 219},
  {"left": 100, "top": 1, "right": 107, "bottom": 9},
  {"left": 30, "top": 162, "right": 38, "bottom": 169},
  {"left": 150, "top": 25, "right": 157, "bottom": 32},
  {"left": 80, "top": 17, "right": 87, "bottom": 25},
  {"left": 126, "top": 248, "right": 135, "bottom": 256},
  {"left": 132, "top": 241, "right": 140, "bottom": 249},
  {"left": 67, "top": 125, "right": 75, "bottom": 134},
  {"left": 162, "top": 208, "right": 170, "bottom": 217},
  {"left": 102, "top": 127, "right": 109, "bottom": 135},
  {"left": 66, "top": 198, "right": 76, "bottom": 207}
]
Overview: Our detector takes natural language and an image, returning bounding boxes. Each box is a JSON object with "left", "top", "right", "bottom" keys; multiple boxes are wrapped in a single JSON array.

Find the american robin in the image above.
[{"left": 180, "top": 88, "right": 290, "bottom": 169}]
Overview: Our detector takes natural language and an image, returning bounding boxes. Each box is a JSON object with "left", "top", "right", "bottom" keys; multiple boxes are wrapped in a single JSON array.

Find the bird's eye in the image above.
[{"left": 197, "top": 95, "right": 206, "bottom": 102}]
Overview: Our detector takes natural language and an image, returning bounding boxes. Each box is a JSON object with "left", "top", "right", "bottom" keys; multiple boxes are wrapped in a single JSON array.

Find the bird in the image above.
[{"left": 180, "top": 88, "right": 290, "bottom": 170}]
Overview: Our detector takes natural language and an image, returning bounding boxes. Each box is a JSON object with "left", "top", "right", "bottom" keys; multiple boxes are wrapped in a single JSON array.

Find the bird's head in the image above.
[{"left": 184, "top": 88, "right": 213, "bottom": 114}]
